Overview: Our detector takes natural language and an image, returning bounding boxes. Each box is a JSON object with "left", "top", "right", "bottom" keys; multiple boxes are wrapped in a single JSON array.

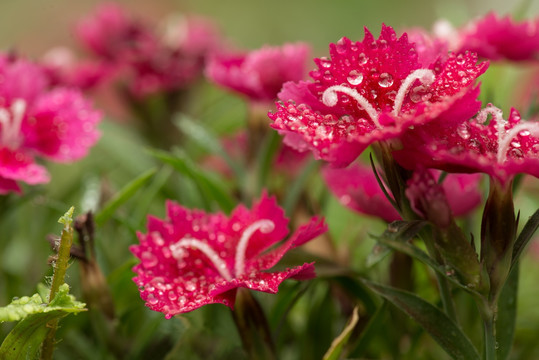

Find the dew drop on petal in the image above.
[
  {"left": 141, "top": 251, "right": 158, "bottom": 267},
  {"left": 358, "top": 53, "right": 368, "bottom": 65},
  {"left": 168, "top": 291, "right": 178, "bottom": 301},
  {"left": 378, "top": 73, "right": 394, "bottom": 88},
  {"left": 347, "top": 70, "right": 363, "bottom": 85},
  {"left": 147, "top": 294, "right": 158, "bottom": 305},
  {"left": 519, "top": 130, "right": 530, "bottom": 137},
  {"left": 185, "top": 282, "right": 196, "bottom": 292},
  {"left": 511, "top": 141, "right": 521, "bottom": 148},
  {"left": 457, "top": 124, "right": 470, "bottom": 140}
]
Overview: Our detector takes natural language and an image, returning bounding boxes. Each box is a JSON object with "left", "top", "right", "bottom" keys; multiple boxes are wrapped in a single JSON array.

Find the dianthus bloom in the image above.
[
  {"left": 269, "top": 25, "right": 487, "bottom": 167},
  {"left": 395, "top": 104, "right": 539, "bottom": 185},
  {"left": 206, "top": 43, "right": 311, "bottom": 103},
  {"left": 0, "top": 55, "right": 101, "bottom": 194},
  {"left": 130, "top": 193, "right": 327, "bottom": 318},
  {"left": 408, "top": 13, "right": 539, "bottom": 62},
  {"left": 76, "top": 3, "right": 220, "bottom": 97},
  {"left": 322, "top": 162, "right": 482, "bottom": 222}
]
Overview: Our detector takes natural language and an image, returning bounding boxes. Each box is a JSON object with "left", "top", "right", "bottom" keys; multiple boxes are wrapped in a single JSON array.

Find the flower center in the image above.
[
  {"left": 0, "top": 99, "right": 27, "bottom": 149},
  {"left": 321, "top": 69, "right": 435, "bottom": 129},
  {"left": 475, "top": 105, "right": 539, "bottom": 163},
  {"left": 169, "top": 219, "right": 275, "bottom": 281}
]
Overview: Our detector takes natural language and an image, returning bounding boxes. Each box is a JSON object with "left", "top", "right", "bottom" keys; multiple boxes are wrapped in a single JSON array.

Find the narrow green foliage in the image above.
[
  {"left": 363, "top": 280, "right": 480, "bottom": 360},
  {"left": 323, "top": 306, "right": 359, "bottom": 360},
  {"left": 94, "top": 168, "right": 157, "bottom": 226}
]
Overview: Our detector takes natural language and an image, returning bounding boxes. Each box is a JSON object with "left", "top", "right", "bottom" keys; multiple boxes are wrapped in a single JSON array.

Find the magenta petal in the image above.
[
  {"left": 0, "top": 176, "right": 21, "bottom": 194},
  {"left": 22, "top": 89, "right": 101, "bottom": 162},
  {"left": 206, "top": 43, "right": 310, "bottom": 102},
  {"left": 0, "top": 147, "right": 50, "bottom": 185},
  {"left": 131, "top": 193, "right": 326, "bottom": 316},
  {"left": 322, "top": 163, "right": 401, "bottom": 222}
]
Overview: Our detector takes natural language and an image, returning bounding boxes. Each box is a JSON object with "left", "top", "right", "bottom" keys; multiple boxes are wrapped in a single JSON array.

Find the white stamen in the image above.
[
  {"left": 475, "top": 105, "right": 506, "bottom": 148},
  {"left": 234, "top": 220, "right": 275, "bottom": 277},
  {"left": 171, "top": 238, "right": 233, "bottom": 281},
  {"left": 322, "top": 85, "right": 381, "bottom": 128},
  {"left": 497, "top": 122, "right": 539, "bottom": 163},
  {"left": 392, "top": 69, "right": 435, "bottom": 116},
  {"left": 0, "top": 99, "right": 27, "bottom": 148}
]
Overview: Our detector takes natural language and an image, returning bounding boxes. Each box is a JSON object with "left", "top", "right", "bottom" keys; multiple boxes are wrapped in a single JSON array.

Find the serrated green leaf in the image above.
[
  {"left": 362, "top": 279, "right": 480, "bottom": 360},
  {"left": 0, "top": 284, "right": 85, "bottom": 323},
  {"left": 94, "top": 168, "right": 157, "bottom": 226},
  {"left": 323, "top": 306, "right": 359, "bottom": 360},
  {"left": 512, "top": 209, "right": 539, "bottom": 268},
  {"left": 149, "top": 149, "right": 235, "bottom": 212}
]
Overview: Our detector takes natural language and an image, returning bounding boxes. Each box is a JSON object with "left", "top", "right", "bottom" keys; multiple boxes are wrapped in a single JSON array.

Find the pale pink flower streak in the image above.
[
  {"left": 269, "top": 25, "right": 487, "bottom": 166},
  {"left": 206, "top": 43, "right": 311, "bottom": 103},
  {"left": 130, "top": 193, "right": 327, "bottom": 318},
  {"left": 0, "top": 55, "right": 101, "bottom": 194}
]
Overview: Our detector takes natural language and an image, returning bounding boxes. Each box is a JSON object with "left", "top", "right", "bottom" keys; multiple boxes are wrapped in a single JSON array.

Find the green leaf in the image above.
[
  {"left": 94, "top": 168, "right": 157, "bottom": 226},
  {"left": 496, "top": 263, "right": 519, "bottom": 360},
  {"left": 323, "top": 306, "right": 359, "bottom": 360},
  {"left": 0, "top": 284, "right": 85, "bottom": 323},
  {"left": 349, "top": 301, "right": 388, "bottom": 357},
  {"left": 511, "top": 209, "right": 539, "bottom": 268},
  {"left": 283, "top": 158, "right": 319, "bottom": 215},
  {"left": 149, "top": 149, "right": 235, "bottom": 212},
  {"left": 362, "top": 279, "right": 480, "bottom": 360},
  {"left": 175, "top": 115, "right": 246, "bottom": 183},
  {"left": 0, "top": 284, "right": 86, "bottom": 359},
  {"left": 255, "top": 131, "right": 281, "bottom": 193}
]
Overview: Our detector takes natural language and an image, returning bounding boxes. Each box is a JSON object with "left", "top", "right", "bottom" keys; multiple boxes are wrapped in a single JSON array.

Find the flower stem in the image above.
[
  {"left": 480, "top": 302, "right": 497, "bottom": 360},
  {"left": 231, "top": 288, "right": 277, "bottom": 360},
  {"left": 40, "top": 207, "right": 75, "bottom": 360}
]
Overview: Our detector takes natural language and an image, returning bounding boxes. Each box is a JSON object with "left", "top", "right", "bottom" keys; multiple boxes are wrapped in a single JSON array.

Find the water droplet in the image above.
[
  {"left": 358, "top": 53, "right": 368, "bottom": 65},
  {"left": 510, "top": 141, "right": 521, "bottom": 148},
  {"left": 319, "top": 57, "right": 331, "bottom": 68},
  {"left": 445, "top": 267, "right": 455, "bottom": 276},
  {"left": 168, "top": 291, "right": 178, "bottom": 301},
  {"left": 456, "top": 55, "right": 465, "bottom": 65},
  {"left": 141, "top": 251, "right": 158, "bottom": 267},
  {"left": 147, "top": 294, "right": 158, "bottom": 305},
  {"left": 520, "top": 130, "right": 531, "bottom": 136},
  {"left": 457, "top": 124, "right": 470, "bottom": 139},
  {"left": 508, "top": 148, "right": 523, "bottom": 158},
  {"left": 185, "top": 282, "right": 196, "bottom": 292},
  {"left": 378, "top": 73, "right": 394, "bottom": 88},
  {"left": 386, "top": 90, "right": 397, "bottom": 101},
  {"left": 347, "top": 70, "right": 363, "bottom": 85},
  {"left": 339, "top": 195, "right": 351, "bottom": 205}
]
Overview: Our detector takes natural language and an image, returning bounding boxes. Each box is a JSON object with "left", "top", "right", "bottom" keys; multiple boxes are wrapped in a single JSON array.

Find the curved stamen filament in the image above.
[
  {"left": 234, "top": 220, "right": 275, "bottom": 277},
  {"left": 392, "top": 69, "right": 435, "bottom": 116},
  {"left": 0, "top": 99, "right": 27, "bottom": 148},
  {"left": 322, "top": 85, "right": 381, "bottom": 129},
  {"left": 497, "top": 122, "right": 539, "bottom": 163},
  {"left": 475, "top": 105, "right": 506, "bottom": 147},
  {"left": 171, "top": 238, "right": 233, "bottom": 281}
]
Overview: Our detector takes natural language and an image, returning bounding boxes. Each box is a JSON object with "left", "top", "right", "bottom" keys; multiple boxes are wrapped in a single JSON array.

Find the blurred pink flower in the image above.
[
  {"left": 456, "top": 12, "right": 539, "bottom": 62},
  {"left": 269, "top": 25, "right": 487, "bottom": 166},
  {"left": 396, "top": 104, "right": 539, "bottom": 185},
  {"left": 76, "top": 3, "right": 220, "bottom": 97},
  {"left": 206, "top": 43, "right": 311, "bottom": 103},
  {"left": 0, "top": 55, "right": 101, "bottom": 194},
  {"left": 323, "top": 162, "right": 482, "bottom": 222},
  {"left": 130, "top": 193, "right": 327, "bottom": 318},
  {"left": 406, "top": 13, "right": 539, "bottom": 62}
]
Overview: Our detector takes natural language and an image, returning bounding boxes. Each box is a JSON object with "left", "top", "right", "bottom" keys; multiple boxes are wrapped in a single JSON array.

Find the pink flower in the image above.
[
  {"left": 456, "top": 12, "right": 539, "bottom": 62},
  {"left": 206, "top": 43, "right": 311, "bottom": 103},
  {"left": 269, "top": 25, "right": 487, "bottom": 167},
  {"left": 0, "top": 55, "right": 101, "bottom": 194},
  {"left": 76, "top": 3, "right": 220, "bottom": 97},
  {"left": 130, "top": 193, "right": 327, "bottom": 318},
  {"left": 322, "top": 162, "right": 482, "bottom": 222},
  {"left": 395, "top": 104, "right": 539, "bottom": 185}
]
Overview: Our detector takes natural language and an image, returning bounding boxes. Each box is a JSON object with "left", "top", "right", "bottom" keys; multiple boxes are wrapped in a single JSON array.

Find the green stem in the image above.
[
  {"left": 483, "top": 310, "right": 497, "bottom": 360},
  {"left": 231, "top": 288, "right": 277, "bottom": 360},
  {"left": 40, "top": 207, "right": 75, "bottom": 360}
]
